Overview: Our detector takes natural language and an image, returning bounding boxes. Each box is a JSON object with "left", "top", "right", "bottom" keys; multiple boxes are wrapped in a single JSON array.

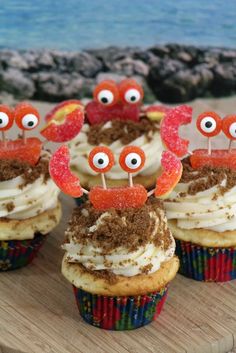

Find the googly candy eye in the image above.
[
  {"left": 0, "top": 105, "right": 14, "bottom": 131},
  {"left": 89, "top": 146, "right": 115, "bottom": 173},
  {"left": 119, "top": 146, "right": 146, "bottom": 173},
  {"left": 119, "top": 79, "right": 144, "bottom": 105},
  {"left": 93, "top": 80, "right": 119, "bottom": 107},
  {"left": 222, "top": 115, "right": 236, "bottom": 140},
  {"left": 15, "top": 103, "right": 40, "bottom": 130},
  {"left": 196, "top": 111, "right": 222, "bottom": 137}
]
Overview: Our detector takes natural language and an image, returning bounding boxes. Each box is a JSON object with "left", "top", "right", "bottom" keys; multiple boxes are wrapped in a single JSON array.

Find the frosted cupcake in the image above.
[
  {"left": 0, "top": 102, "right": 63, "bottom": 270},
  {"left": 49, "top": 138, "right": 182, "bottom": 329},
  {"left": 161, "top": 106, "right": 236, "bottom": 281},
  {"left": 45, "top": 79, "right": 169, "bottom": 192}
]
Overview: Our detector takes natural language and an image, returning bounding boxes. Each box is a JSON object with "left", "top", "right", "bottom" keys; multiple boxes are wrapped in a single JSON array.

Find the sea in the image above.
[{"left": 0, "top": 0, "right": 235, "bottom": 50}]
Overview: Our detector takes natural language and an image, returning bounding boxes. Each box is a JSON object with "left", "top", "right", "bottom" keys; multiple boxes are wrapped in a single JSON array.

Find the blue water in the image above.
[{"left": 0, "top": 0, "right": 235, "bottom": 50}]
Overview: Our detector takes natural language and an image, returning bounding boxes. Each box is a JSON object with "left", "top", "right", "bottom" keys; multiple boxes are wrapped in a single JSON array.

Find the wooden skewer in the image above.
[
  {"left": 101, "top": 173, "right": 107, "bottom": 190},
  {"left": 228, "top": 139, "right": 233, "bottom": 152},
  {"left": 22, "top": 130, "right": 26, "bottom": 144},
  {"left": 128, "top": 173, "right": 133, "bottom": 187},
  {"left": 1, "top": 131, "right": 6, "bottom": 147},
  {"left": 207, "top": 137, "right": 211, "bottom": 155}
]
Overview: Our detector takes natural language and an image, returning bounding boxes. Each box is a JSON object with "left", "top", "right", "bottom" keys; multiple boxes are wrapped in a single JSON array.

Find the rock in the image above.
[
  {"left": 149, "top": 45, "right": 170, "bottom": 58},
  {"left": 211, "top": 64, "right": 236, "bottom": 96},
  {"left": 0, "top": 50, "right": 29, "bottom": 70},
  {"left": 0, "top": 68, "right": 35, "bottom": 98},
  {"left": 96, "top": 72, "right": 126, "bottom": 83},
  {"left": 111, "top": 57, "right": 149, "bottom": 77}
]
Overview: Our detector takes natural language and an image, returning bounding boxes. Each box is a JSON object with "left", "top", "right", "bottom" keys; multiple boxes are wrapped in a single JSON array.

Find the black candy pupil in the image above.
[
  {"left": 130, "top": 96, "right": 136, "bottom": 102},
  {"left": 28, "top": 121, "right": 34, "bottom": 127},
  {"left": 131, "top": 158, "right": 137, "bottom": 165},
  {"left": 0, "top": 119, "right": 2, "bottom": 124},
  {"left": 101, "top": 97, "right": 108, "bottom": 104},
  {"left": 205, "top": 121, "right": 212, "bottom": 128},
  {"left": 98, "top": 158, "right": 104, "bottom": 165}
]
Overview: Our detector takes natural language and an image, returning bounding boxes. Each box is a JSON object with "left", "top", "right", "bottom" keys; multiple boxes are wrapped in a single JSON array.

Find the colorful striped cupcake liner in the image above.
[
  {"left": 0, "top": 233, "right": 46, "bottom": 271},
  {"left": 73, "top": 286, "right": 168, "bottom": 330},
  {"left": 175, "top": 239, "right": 236, "bottom": 282}
]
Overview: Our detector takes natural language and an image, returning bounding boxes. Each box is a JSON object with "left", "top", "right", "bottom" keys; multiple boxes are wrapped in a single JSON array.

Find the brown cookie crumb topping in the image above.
[
  {"left": 0, "top": 156, "right": 50, "bottom": 185},
  {"left": 86, "top": 118, "right": 159, "bottom": 145},
  {"left": 180, "top": 157, "right": 236, "bottom": 196}
]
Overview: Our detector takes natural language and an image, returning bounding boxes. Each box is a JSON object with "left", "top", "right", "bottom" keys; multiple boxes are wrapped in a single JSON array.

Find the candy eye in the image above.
[
  {"left": 222, "top": 115, "right": 236, "bottom": 140},
  {"left": 119, "top": 146, "right": 145, "bottom": 173},
  {"left": 0, "top": 105, "right": 14, "bottom": 131},
  {"left": 196, "top": 112, "right": 222, "bottom": 137},
  {"left": 89, "top": 146, "right": 114, "bottom": 173},
  {"left": 119, "top": 79, "right": 144, "bottom": 105},
  {"left": 15, "top": 103, "right": 40, "bottom": 131},
  {"left": 93, "top": 80, "right": 119, "bottom": 107}
]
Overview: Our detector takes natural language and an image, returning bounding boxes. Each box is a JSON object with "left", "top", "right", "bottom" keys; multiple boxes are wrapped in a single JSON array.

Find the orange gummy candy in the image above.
[
  {"left": 160, "top": 105, "right": 192, "bottom": 157},
  {"left": 0, "top": 138, "right": 42, "bottom": 165},
  {"left": 88, "top": 146, "right": 114, "bottom": 173},
  {"left": 222, "top": 115, "right": 236, "bottom": 140},
  {"left": 89, "top": 185, "right": 148, "bottom": 210},
  {"left": 155, "top": 151, "right": 182, "bottom": 198},
  {"left": 190, "top": 149, "right": 236, "bottom": 170},
  {"left": 196, "top": 111, "right": 222, "bottom": 137}
]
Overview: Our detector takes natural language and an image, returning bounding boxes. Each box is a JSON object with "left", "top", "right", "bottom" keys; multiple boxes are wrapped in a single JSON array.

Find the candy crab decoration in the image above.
[
  {"left": 49, "top": 145, "right": 182, "bottom": 211},
  {"left": 0, "top": 102, "right": 84, "bottom": 166},
  {"left": 160, "top": 105, "right": 236, "bottom": 170},
  {"left": 44, "top": 79, "right": 171, "bottom": 127}
]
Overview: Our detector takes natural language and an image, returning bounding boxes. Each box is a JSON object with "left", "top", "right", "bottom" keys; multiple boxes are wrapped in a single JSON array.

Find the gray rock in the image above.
[
  {"left": 0, "top": 50, "right": 29, "bottom": 70},
  {"left": 211, "top": 63, "right": 236, "bottom": 95},
  {"left": 0, "top": 68, "right": 35, "bottom": 98},
  {"left": 111, "top": 57, "right": 149, "bottom": 77},
  {"left": 96, "top": 72, "right": 126, "bottom": 83}
]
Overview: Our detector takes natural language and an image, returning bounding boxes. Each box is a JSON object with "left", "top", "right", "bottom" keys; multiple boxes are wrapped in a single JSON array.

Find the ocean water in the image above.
[{"left": 0, "top": 0, "right": 235, "bottom": 50}]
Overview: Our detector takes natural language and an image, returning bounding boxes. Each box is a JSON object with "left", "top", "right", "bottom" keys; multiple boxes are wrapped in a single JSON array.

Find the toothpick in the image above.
[
  {"left": 82, "top": 188, "right": 89, "bottom": 194},
  {"left": 207, "top": 137, "right": 211, "bottom": 155},
  {"left": 1, "top": 131, "right": 6, "bottom": 147},
  {"left": 22, "top": 130, "right": 26, "bottom": 144},
  {"left": 128, "top": 173, "right": 133, "bottom": 187},
  {"left": 147, "top": 189, "right": 155, "bottom": 197},
  {"left": 228, "top": 139, "right": 233, "bottom": 152},
  {"left": 101, "top": 173, "right": 107, "bottom": 189}
]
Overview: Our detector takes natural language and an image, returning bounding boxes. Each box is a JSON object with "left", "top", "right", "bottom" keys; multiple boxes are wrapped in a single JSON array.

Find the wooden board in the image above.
[{"left": 1, "top": 194, "right": 236, "bottom": 353}]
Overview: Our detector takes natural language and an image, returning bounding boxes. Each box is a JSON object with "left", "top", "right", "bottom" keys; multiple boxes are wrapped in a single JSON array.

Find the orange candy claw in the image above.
[
  {"left": 94, "top": 80, "right": 119, "bottom": 107},
  {"left": 0, "top": 105, "right": 14, "bottom": 131},
  {"left": 190, "top": 149, "right": 236, "bottom": 169},
  {"left": 15, "top": 102, "right": 40, "bottom": 130},
  {"left": 155, "top": 151, "right": 182, "bottom": 198},
  {"left": 119, "top": 146, "right": 145, "bottom": 173},
  {"left": 160, "top": 105, "right": 192, "bottom": 157},
  {"left": 118, "top": 79, "right": 144, "bottom": 105},
  {"left": 89, "top": 146, "right": 114, "bottom": 173},
  {"left": 222, "top": 115, "right": 236, "bottom": 140},
  {"left": 41, "top": 107, "right": 84, "bottom": 142},
  {"left": 49, "top": 145, "right": 83, "bottom": 198},
  {"left": 45, "top": 100, "right": 83, "bottom": 122},
  {"left": 0, "top": 138, "right": 42, "bottom": 165},
  {"left": 89, "top": 185, "right": 147, "bottom": 210},
  {"left": 196, "top": 111, "right": 222, "bottom": 137}
]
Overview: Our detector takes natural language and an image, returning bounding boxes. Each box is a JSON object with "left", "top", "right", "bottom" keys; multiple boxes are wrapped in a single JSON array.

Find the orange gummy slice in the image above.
[
  {"left": 160, "top": 105, "right": 192, "bottom": 157},
  {"left": 0, "top": 138, "right": 42, "bottom": 165},
  {"left": 155, "top": 151, "right": 183, "bottom": 198},
  {"left": 89, "top": 185, "right": 148, "bottom": 210},
  {"left": 190, "top": 149, "right": 236, "bottom": 170},
  {"left": 49, "top": 145, "right": 83, "bottom": 197}
]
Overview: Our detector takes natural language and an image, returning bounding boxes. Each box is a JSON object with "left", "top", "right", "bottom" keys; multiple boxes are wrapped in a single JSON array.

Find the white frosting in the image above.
[
  {"left": 0, "top": 155, "right": 60, "bottom": 220},
  {"left": 63, "top": 210, "right": 175, "bottom": 277},
  {"left": 165, "top": 178, "right": 236, "bottom": 232},
  {"left": 68, "top": 122, "right": 163, "bottom": 179}
]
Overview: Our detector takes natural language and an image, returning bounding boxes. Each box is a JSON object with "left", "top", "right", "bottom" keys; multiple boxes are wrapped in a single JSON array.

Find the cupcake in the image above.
[
  {"left": 0, "top": 102, "right": 63, "bottom": 270},
  {"left": 161, "top": 106, "right": 236, "bottom": 282},
  {"left": 49, "top": 139, "right": 181, "bottom": 329},
  {"left": 45, "top": 79, "right": 170, "bottom": 202}
]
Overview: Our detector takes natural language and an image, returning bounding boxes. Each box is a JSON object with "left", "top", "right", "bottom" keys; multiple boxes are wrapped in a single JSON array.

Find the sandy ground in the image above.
[{"left": 5, "top": 95, "right": 236, "bottom": 152}]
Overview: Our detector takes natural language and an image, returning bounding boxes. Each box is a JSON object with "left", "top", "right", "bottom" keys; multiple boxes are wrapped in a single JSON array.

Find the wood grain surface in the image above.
[{"left": 1, "top": 97, "right": 236, "bottom": 353}]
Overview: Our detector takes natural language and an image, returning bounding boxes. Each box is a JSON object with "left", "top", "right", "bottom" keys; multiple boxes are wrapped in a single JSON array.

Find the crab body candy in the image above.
[
  {"left": 160, "top": 105, "right": 192, "bottom": 158},
  {"left": 118, "top": 79, "right": 144, "bottom": 105},
  {"left": 89, "top": 185, "right": 148, "bottom": 210},
  {"left": 119, "top": 146, "right": 146, "bottom": 173},
  {"left": 49, "top": 145, "right": 83, "bottom": 198},
  {"left": 0, "top": 138, "right": 42, "bottom": 165},
  {"left": 89, "top": 146, "right": 114, "bottom": 173},
  {"left": 14, "top": 102, "right": 40, "bottom": 131},
  {"left": 222, "top": 115, "right": 236, "bottom": 140},
  {"left": 0, "top": 105, "right": 14, "bottom": 131},
  {"left": 155, "top": 151, "right": 183, "bottom": 199},
  {"left": 190, "top": 149, "right": 236, "bottom": 170},
  {"left": 41, "top": 107, "right": 84, "bottom": 143},
  {"left": 196, "top": 111, "right": 222, "bottom": 137},
  {"left": 93, "top": 80, "right": 119, "bottom": 107}
]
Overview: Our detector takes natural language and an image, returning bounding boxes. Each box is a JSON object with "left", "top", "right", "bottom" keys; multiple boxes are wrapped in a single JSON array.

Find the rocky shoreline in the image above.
[{"left": 0, "top": 44, "right": 235, "bottom": 104}]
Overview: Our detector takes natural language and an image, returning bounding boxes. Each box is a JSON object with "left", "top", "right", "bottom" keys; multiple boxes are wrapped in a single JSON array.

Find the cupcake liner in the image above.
[
  {"left": 0, "top": 233, "right": 46, "bottom": 271},
  {"left": 73, "top": 286, "right": 168, "bottom": 330},
  {"left": 74, "top": 194, "right": 88, "bottom": 207},
  {"left": 175, "top": 239, "right": 236, "bottom": 282}
]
